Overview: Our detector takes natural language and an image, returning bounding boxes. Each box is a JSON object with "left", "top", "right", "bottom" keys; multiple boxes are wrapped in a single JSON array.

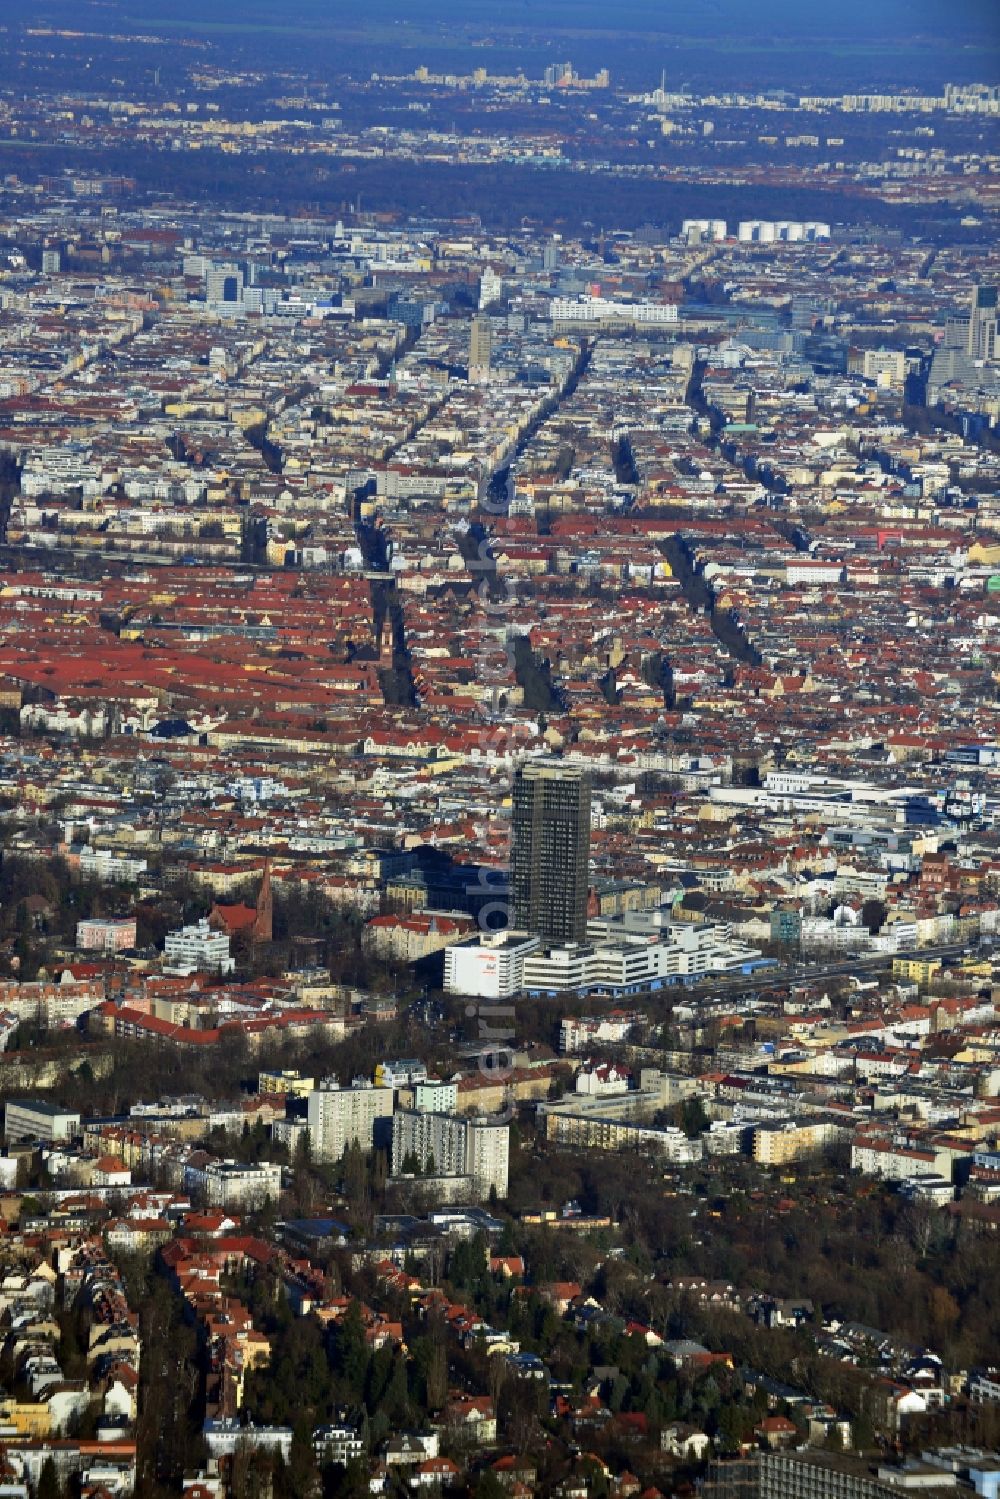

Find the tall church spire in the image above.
[{"left": 253, "top": 857, "right": 273, "bottom": 944}]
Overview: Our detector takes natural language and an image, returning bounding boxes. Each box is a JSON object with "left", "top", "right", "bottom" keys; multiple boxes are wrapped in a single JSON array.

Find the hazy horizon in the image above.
[{"left": 14, "top": 0, "right": 1000, "bottom": 91}]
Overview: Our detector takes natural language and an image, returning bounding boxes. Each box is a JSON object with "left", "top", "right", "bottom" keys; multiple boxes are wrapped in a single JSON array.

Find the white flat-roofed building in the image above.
[
  {"left": 550, "top": 295, "right": 678, "bottom": 326},
  {"left": 444, "top": 934, "right": 539, "bottom": 1000},
  {"left": 862, "top": 349, "right": 908, "bottom": 385},
  {"left": 5, "top": 1099, "right": 80, "bottom": 1143},
  {"left": 413, "top": 1080, "right": 458, "bottom": 1114},
  {"left": 78, "top": 848, "right": 149, "bottom": 884},
  {"left": 203, "top": 1420, "right": 292, "bottom": 1462},
  {"left": 969, "top": 1368, "right": 1000, "bottom": 1404},
  {"left": 163, "top": 919, "right": 234, "bottom": 976},
  {"left": 313, "top": 1426, "right": 364, "bottom": 1467},
  {"left": 521, "top": 942, "right": 592, "bottom": 992},
  {"left": 374, "top": 1059, "right": 428, "bottom": 1089},
  {"left": 521, "top": 926, "right": 761, "bottom": 995}
]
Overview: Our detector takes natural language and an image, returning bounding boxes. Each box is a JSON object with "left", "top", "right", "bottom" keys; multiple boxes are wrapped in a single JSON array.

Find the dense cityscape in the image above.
[{"left": 0, "top": 2, "right": 997, "bottom": 1498}]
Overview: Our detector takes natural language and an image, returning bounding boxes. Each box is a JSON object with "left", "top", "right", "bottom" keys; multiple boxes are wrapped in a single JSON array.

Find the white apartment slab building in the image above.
[
  {"left": 391, "top": 1109, "right": 509, "bottom": 1199},
  {"left": 307, "top": 1078, "right": 395, "bottom": 1163},
  {"left": 550, "top": 296, "right": 679, "bottom": 327}
]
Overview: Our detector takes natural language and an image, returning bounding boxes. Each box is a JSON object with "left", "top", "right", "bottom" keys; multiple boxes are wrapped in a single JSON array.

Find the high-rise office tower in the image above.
[
  {"left": 511, "top": 762, "right": 591, "bottom": 944},
  {"left": 205, "top": 262, "right": 244, "bottom": 305},
  {"left": 469, "top": 314, "right": 492, "bottom": 383},
  {"left": 967, "top": 285, "right": 998, "bottom": 362}
]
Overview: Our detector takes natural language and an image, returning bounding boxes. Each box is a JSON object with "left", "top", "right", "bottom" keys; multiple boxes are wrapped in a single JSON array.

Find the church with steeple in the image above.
[{"left": 209, "top": 858, "right": 273, "bottom": 947}]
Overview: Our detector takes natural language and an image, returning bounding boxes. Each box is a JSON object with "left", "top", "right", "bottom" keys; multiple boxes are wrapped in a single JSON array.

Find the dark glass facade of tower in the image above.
[
  {"left": 968, "top": 284, "right": 998, "bottom": 361},
  {"left": 510, "top": 763, "right": 591, "bottom": 944}
]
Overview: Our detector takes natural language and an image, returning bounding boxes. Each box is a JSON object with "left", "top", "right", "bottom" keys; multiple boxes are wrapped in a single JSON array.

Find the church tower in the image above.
[
  {"left": 379, "top": 614, "right": 395, "bottom": 667},
  {"left": 253, "top": 857, "right": 273, "bottom": 945}
]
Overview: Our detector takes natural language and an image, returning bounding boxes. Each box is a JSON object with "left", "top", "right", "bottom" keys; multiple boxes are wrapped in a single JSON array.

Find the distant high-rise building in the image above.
[
  {"left": 41, "top": 248, "right": 61, "bottom": 274},
  {"left": 479, "top": 266, "right": 502, "bottom": 310},
  {"left": 789, "top": 294, "right": 821, "bottom": 331},
  {"left": 205, "top": 262, "right": 244, "bottom": 304},
  {"left": 469, "top": 314, "right": 492, "bottom": 383},
  {"left": 941, "top": 315, "right": 969, "bottom": 352},
  {"left": 511, "top": 762, "right": 591, "bottom": 944},
  {"left": 543, "top": 61, "right": 573, "bottom": 87},
  {"left": 967, "top": 285, "right": 998, "bottom": 362}
]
